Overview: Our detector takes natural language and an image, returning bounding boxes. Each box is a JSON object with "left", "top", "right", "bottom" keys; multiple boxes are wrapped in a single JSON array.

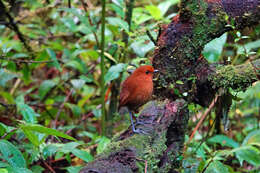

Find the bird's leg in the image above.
[
  {"left": 129, "top": 111, "right": 148, "bottom": 134},
  {"left": 135, "top": 116, "right": 157, "bottom": 125}
]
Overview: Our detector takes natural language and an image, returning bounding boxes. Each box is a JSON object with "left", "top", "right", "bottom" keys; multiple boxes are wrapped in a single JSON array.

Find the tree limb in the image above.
[{"left": 80, "top": 0, "right": 260, "bottom": 172}]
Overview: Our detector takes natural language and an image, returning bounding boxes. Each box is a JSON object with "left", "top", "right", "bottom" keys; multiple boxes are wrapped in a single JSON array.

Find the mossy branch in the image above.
[
  {"left": 210, "top": 59, "right": 259, "bottom": 91},
  {"left": 153, "top": 0, "right": 260, "bottom": 101},
  {"left": 80, "top": 100, "right": 188, "bottom": 173}
]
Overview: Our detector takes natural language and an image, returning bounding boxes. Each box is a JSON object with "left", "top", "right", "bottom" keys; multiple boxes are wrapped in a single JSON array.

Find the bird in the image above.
[{"left": 119, "top": 65, "right": 158, "bottom": 133}]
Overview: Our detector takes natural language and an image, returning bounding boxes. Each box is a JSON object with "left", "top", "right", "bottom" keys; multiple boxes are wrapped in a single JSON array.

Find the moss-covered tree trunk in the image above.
[{"left": 80, "top": 0, "right": 259, "bottom": 172}]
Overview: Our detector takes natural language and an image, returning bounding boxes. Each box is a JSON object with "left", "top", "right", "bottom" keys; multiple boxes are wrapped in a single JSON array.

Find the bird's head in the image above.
[{"left": 133, "top": 65, "right": 159, "bottom": 78}]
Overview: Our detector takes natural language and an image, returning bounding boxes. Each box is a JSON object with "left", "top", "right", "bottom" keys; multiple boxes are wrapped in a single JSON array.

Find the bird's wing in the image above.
[{"left": 119, "top": 88, "right": 130, "bottom": 108}]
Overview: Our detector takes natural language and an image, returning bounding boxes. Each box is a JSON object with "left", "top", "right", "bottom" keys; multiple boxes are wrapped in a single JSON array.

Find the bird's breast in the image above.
[{"left": 127, "top": 77, "right": 153, "bottom": 110}]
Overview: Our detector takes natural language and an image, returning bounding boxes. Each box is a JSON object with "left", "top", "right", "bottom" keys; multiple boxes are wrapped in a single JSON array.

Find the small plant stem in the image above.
[{"left": 100, "top": 0, "right": 106, "bottom": 136}]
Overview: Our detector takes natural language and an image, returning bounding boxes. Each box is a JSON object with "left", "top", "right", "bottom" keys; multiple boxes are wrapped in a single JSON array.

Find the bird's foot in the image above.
[
  {"left": 135, "top": 120, "right": 156, "bottom": 125},
  {"left": 132, "top": 128, "right": 149, "bottom": 135}
]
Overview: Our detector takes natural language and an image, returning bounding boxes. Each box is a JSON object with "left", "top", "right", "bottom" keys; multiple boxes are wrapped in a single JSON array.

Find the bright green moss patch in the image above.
[{"left": 209, "top": 62, "right": 258, "bottom": 91}]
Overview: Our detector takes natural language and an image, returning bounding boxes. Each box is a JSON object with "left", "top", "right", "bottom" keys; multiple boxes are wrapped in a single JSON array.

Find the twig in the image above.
[
  {"left": 80, "top": 0, "right": 99, "bottom": 48},
  {"left": 187, "top": 95, "right": 219, "bottom": 145},
  {"left": 136, "top": 158, "right": 148, "bottom": 173},
  {"left": 146, "top": 30, "right": 156, "bottom": 46},
  {"left": 0, "top": 56, "right": 53, "bottom": 64},
  {"left": 145, "top": 160, "right": 148, "bottom": 173},
  {"left": 53, "top": 89, "right": 74, "bottom": 129},
  {"left": 122, "top": 0, "right": 135, "bottom": 47},
  {"left": 68, "top": 0, "right": 71, "bottom": 8},
  {"left": 0, "top": 0, "right": 33, "bottom": 53},
  {"left": 156, "top": 26, "right": 162, "bottom": 43},
  {"left": 0, "top": 102, "right": 15, "bottom": 108},
  {"left": 1, "top": 128, "right": 18, "bottom": 139},
  {"left": 249, "top": 57, "right": 260, "bottom": 80},
  {"left": 193, "top": 117, "right": 216, "bottom": 154},
  {"left": 42, "top": 160, "right": 56, "bottom": 173},
  {"left": 10, "top": 78, "right": 21, "bottom": 95},
  {"left": 100, "top": 0, "right": 106, "bottom": 136}
]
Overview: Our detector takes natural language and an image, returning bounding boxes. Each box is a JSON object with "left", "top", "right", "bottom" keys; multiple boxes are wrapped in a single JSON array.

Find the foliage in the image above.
[{"left": 0, "top": 0, "right": 259, "bottom": 172}]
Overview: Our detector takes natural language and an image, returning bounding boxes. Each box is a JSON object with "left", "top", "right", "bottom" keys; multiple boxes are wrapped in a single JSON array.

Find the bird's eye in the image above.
[{"left": 146, "top": 71, "right": 149, "bottom": 74}]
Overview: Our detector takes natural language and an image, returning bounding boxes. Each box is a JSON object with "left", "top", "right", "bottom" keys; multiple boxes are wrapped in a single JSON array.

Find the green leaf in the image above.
[
  {"left": 133, "top": 8, "right": 152, "bottom": 25},
  {"left": 0, "top": 123, "right": 6, "bottom": 136},
  {"left": 61, "top": 17, "right": 77, "bottom": 32},
  {"left": 6, "top": 166, "right": 33, "bottom": 173},
  {"left": 59, "top": 8, "right": 90, "bottom": 29},
  {"left": 15, "top": 95, "right": 39, "bottom": 123},
  {"left": 71, "top": 79, "right": 86, "bottom": 90},
  {"left": 108, "top": 4, "right": 124, "bottom": 18},
  {"left": 84, "top": 50, "right": 99, "bottom": 60},
  {"left": 71, "top": 148, "right": 93, "bottom": 162},
  {"left": 237, "top": 39, "right": 260, "bottom": 54},
  {"left": 0, "top": 91, "right": 15, "bottom": 103},
  {"left": 208, "top": 135, "right": 239, "bottom": 148},
  {"left": 97, "top": 136, "right": 111, "bottom": 154},
  {"left": 66, "top": 166, "right": 82, "bottom": 173},
  {"left": 0, "top": 140, "right": 26, "bottom": 168},
  {"left": 145, "top": 5, "right": 162, "bottom": 20},
  {"left": 38, "top": 80, "right": 56, "bottom": 100},
  {"left": 20, "top": 124, "right": 76, "bottom": 141},
  {"left": 60, "top": 142, "right": 82, "bottom": 153},
  {"left": 0, "top": 168, "right": 8, "bottom": 173},
  {"left": 12, "top": 53, "right": 29, "bottom": 58},
  {"left": 202, "top": 33, "right": 227, "bottom": 63},
  {"left": 65, "top": 103, "right": 81, "bottom": 116},
  {"left": 21, "top": 129, "right": 40, "bottom": 146},
  {"left": 158, "top": 0, "right": 179, "bottom": 16},
  {"left": 30, "top": 165, "right": 44, "bottom": 173},
  {"left": 104, "top": 63, "right": 126, "bottom": 84},
  {"left": 42, "top": 144, "right": 59, "bottom": 159},
  {"left": 65, "top": 60, "right": 85, "bottom": 73},
  {"left": 46, "top": 48, "right": 61, "bottom": 71},
  {"left": 242, "top": 130, "right": 260, "bottom": 145},
  {"left": 79, "top": 75, "right": 93, "bottom": 83},
  {"left": 130, "top": 39, "right": 155, "bottom": 57},
  {"left": 107, "top": 17, "right": 129, "bottom": 31},
  {"left": 183, "top": 158, "right": 200, "bottom": 173},
  {"left": 176, "top": 80, "right": 184, "bottom": 85},
  {"left": 205, "top": 161, "right": 229, "bottom": 173},
  {"left": 235, "top": 146, "right": 260, "bottom": 166},
  {"left": 0, "top": 69, "right": 17, "bottom": 87}
]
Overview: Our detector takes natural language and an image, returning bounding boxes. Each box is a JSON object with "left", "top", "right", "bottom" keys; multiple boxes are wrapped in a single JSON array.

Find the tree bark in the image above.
[{"left": 80, "top": 0, "right": 260, "bottom": 172}]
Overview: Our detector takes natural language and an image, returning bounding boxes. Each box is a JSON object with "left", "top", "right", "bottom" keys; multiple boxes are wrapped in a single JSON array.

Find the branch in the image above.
[
  {"left": 0, "top": 56, "right": 53, "bottom": 64},
  {"left": 80, "top": 100, "right": 188, "bottom": 173},
  {"left": 146, "top": 30, "right": 157, "bottom": 46},
  {"left": 209, "top": 59, "right": 260, "bottom": 91},
  {"left": 52, "top": 89, "right": 74, "bottom": 129},
  {"left": 80, "top": 0, "right": 260, "bottom": 172},
  {"left": 194, "top": 58, "right": 259, "bottom": 106},
  {"left": 153, "top": 0, "right": 260, "bottom": 102},
  {"left": 0, "top": 0, "right": 33, "bottom": 53}
]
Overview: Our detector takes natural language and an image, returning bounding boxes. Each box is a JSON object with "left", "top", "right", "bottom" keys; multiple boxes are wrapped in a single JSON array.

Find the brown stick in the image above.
[
  {"left": 0, "top": 0, "right": 33, "bottom": 53},
  {"left": 187, "top": 95, "right": 219, "bottom": 144},
  {"left": 42, "top": 160, "right": 56, "bottom": 173},
  {"left": 53, "top": 89, "right": 74, "bottom": 129},
  {"left": 0, "top": 56, "right": 53, "bottom": 64},
  {"left": 79, "top": 0, "right": 99, "bottom": 48}
]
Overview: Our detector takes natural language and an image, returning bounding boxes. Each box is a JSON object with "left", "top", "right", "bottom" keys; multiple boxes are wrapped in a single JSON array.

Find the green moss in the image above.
[
  {"left": 209, "top": 63, "right": 257, "bottom": 91},
  {"left": 178, "top": 0, "right": 228, "bottom": 62},
  {"left": 98, "top": 123, "right": 169, "bottom": 172}
]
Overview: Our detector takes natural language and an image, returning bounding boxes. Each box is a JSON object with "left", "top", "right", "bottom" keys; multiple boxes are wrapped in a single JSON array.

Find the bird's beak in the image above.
[{"left": 153, "top": 69, "right": 159, "bottom": 73}]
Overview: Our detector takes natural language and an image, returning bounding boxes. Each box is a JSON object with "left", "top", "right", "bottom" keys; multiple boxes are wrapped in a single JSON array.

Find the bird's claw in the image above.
[
  {"left": 135, "top": 120, "right": 156, "bottom": 126},
  {"left": 132, "top": 128, "right": 149, "bottom": 135}
]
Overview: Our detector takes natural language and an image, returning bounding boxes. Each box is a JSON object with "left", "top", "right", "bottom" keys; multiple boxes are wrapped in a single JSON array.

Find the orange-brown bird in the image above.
[{"left": 119, "top": 65, "right": 158, "bottom": 133}]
